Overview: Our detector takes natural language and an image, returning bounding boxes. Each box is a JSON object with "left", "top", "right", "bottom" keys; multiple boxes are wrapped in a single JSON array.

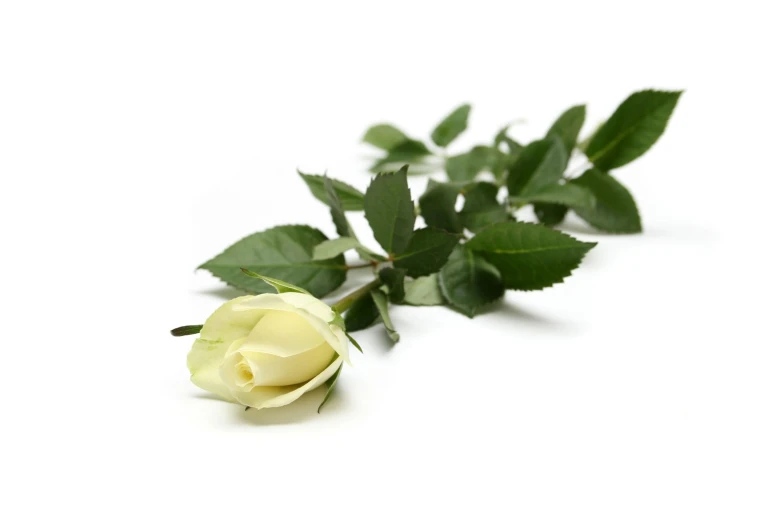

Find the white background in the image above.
[{"left": 2, "top": 1, "right": 781, "bottom": 520}]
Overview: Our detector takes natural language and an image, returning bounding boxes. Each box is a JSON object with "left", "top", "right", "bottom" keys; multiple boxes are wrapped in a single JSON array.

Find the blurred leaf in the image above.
[{"left": 431, "top": 104, "right": 471, "bottom": 147}]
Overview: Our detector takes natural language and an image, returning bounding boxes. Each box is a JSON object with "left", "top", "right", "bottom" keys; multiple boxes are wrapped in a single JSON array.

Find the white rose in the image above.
[{"left": 187, "top": 292, "right": 350, "bottom": 409}]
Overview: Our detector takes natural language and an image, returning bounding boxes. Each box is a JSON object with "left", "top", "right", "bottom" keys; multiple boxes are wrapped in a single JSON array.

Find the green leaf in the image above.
[
  {"left": 507, "top": 138, "right": 568, "bottom": 197},
  {"left": 438, "top": 245, "right": 504, "bottom": 318},
  {"left": 546, "top": 105, "right": 586, "bottom": 157},
  {"left": 362, "top": 124, "right": 408, "bottom": 151},
  {"left": 171, "top": 325, "right": 203, "bottom": 337},
  {"left": 200, "top": 225, "right": 347, "bottom": 297},
  {"left": 312, "top": 237, "right": 360, "bottom": 261},
  {"left": 364, "top": 166, "right": 415, "bottom": 255},
  {"left": 323, "top": 177, "right": 353, "bottom": 237},
  {"left": 509, "top": 183, "right": 596, "bottom": 209},
  {"left": 344, "top": 292, "right": 379, "bottom": 332},
  {"left": 403, "top": 275, "right": 444, "bottom": 306},
  {"left": 393, "top": 227, "right": 460, "bottom": 277},
  {"left": 419, "top": 181, "right": 462, "bottom": 234},
  {"left": 586, "top": 90, "right": 682, "bottom": 170},
  {"left": 370, "top": 290, "right": 399, "bottom": 343},
  {"left": 534, "top": 203, "right": 568, "bottom": 226},
  {"left": 431, "top": 104, "right": 471, "bottom": 147},
  {"left": 298, "top": 171, "right": 365, "bottom": 211},
  {"left": 317, "top": 361, "right": 342, "bottom": 413},
  {"left": 570, "top": 168, "right": 642, "bottom": 233},
  {"left": 356, "top": 246, "right": 387, "bottom": 263},
  {"left": 369, "top": 140, "right": 433, "bottom": 172},
  {"left": 240, "top": 268, "right": 313, "bottom": 295},
  {"left": 577, "top": 121, "right": 603, "bottom": 153},
  {"left": 445, "top": 145, "right": 495, "bottom": 182},
  {"left": 379, "top": 267, "right": 406, "bottom": 304},
  {"left": 466, "top": 222, "right": 596, "bottom": 290},
  {"left": 459, "top": 182, "right": 512, "bottom": 233}
]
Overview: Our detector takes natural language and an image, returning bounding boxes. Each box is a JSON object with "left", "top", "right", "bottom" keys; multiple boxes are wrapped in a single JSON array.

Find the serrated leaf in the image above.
[
  {"left": 445, "top": 145, "right": 496, "bottom": 182},
  {"left": 419, "top": 180, "right": 462, "bottom": 234},
  {"left": 344, "top": 292, "right": 379, "bottom": 332},
  {"left": 431, "top": 104, "right": 471, "bottom": 147},
  {"left": 570, "top": 168, "right": 642, "bottom": 233},
  {"left": 323, "top": 176, "right": 354, "bottom": 237},
  {"left": 200, "top": 225, "right": 347, "bottom": 297},
  {"left": 312, "top": 237, "right": 360, "bottom": 261},
  {"left": 534, "top": 203, "right": 568, "bottom": 226},
  {"left": 298, "top": 171, "right": 365, "bottom": 211},
  {"left": 459, "top": 182, "right": 512, "bottom": 233},
  {"left": 586, "top": 90, "right": 682, "bottom": 170},
  {"left": 364, "top": 166, "right": 415, "bottom": 255},
  {"left": 466, "top": 222, "right": 596, "bottom": 290},
  {"left": 362, "top": 124, "right": 408, "bottom": 151},
  {"left": 403, "top": 274, "right": 445, "bottom": 306},
  {"left": 438, "top": 245, "right": 504, "bottom": 317},
  {"left": 240, "top": 268, "right": 313, "bottom": 295},
  {"left": 507, "top": 137, "right": 568, "bottom": 197},
  {"left": 317, "top": 361, "right": 342, "bottom": 413},
  {"left": 393, "top": 227, "right": 460, "bottom": 277},
  {"left": 370, "top": 290, "right": 399, "bottom": 343},
  {"left": 369, "top": 139, "right": 433, "bottom": 172},
  {"left": 509, "top": 183, "right": 596, "bottom": 209},
  {"left": 546, "top": 104, "right": 586, "bottom": 157},
  {"left": 379, "top": 267, "right": 406, "bottom": 304}
]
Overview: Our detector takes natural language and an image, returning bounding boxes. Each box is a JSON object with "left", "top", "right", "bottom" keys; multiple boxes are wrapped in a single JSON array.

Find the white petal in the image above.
[
  {"left": 235, "top": 356, "right": 344, "bottom": 409},
  {"left": 234, "top": 292, "right": 351, "bottom": 364},
  {"left": 242, "top": 342, "right": 335, "bottom": 386},
  {"left": 187, "top": 296, "right": 262, "bottom": 400},
  {"left": 240, "top": 310, "right": 325, "bottom": 357}
]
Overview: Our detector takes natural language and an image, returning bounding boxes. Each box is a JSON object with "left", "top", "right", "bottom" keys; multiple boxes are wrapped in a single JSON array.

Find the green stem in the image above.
[
  {"left": 345, "top": 262, "right": 375, "bottom": 270},
  {"left": 331, "top": 279, "right": 383, "bottom": 314}
]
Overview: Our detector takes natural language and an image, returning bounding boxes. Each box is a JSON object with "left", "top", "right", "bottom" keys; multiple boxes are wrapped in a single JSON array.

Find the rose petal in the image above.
[{"left": 187, "top": 296, "right": 262, "bottom": 400}]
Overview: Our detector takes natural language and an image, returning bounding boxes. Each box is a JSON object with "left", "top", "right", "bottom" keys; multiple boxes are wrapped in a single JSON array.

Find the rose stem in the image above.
[{"left": 331, "top": 278, "right": 383, "bottom": 314}]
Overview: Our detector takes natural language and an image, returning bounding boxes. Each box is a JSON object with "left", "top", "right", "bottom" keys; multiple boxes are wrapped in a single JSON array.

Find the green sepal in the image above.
[
  {"left": 240, "top": 268, "right": 312, "bottom": 295},
  {"left": 318, "top": 361, "right": 343, "bottom": 413},
  {"left": 370, "top": 290, "right": 399, "bottom": 343}
]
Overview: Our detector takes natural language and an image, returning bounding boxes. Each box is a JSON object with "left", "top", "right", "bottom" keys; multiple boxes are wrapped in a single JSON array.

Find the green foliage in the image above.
[
  {"left": 364, "top": 166, "right": 415, "bottom": 255},
  {"left": 546, "top": 105, "right": 586, "bottom": 157},
  {"left": 419, "top": 180, "right": 463, "bottom": 233},
  {"left": 506, "top": 137, "right": 568, "bottom": 197},
  {"left": 344, "top": 292, "right": 380, "bottom": 332},
  {"left": 445, "top": 146, "right": 496, "bottom": 182},
  {"left": 509, "top": 183, "right": 596, "bottom": 209},
  {"left": 570, "top": 168, "right": 642, "bottom": 233},
  {"left": 199, "top": 225, "right": 347, "bottom": 297},
  {"left": 371, "top": 290, "right": 399, "bottom": 343},
  {"left": 439, "top": 245, "right": 504, "bottom": 317},
  {"left": 298, "top": 170, "right": 364, "bottom": 211},
  {"left": 466, "top": 222, "right": 596, "bottom": 290},
  {"left": 460, "top": 182, "right": 512, "bottom": 233},
  {"left": 586, "top": 90, "right": 682, "bottom": 170},
  {"left": 312, "top": 237, "right": 361, "bottom": 261},
  {"left": 431, "top": 104, "right": 471, "bottom": 147},
  {"left": 393, "top": 227, "right": 460, "bottom": 277},
  {"left": 240, "top": 268, "right": 312, "bottom": 294},
  {"left": 534, "top": 203, "right": 568, "bottom": 226},
  {"left": 362, "top": 124, "right": 409, "bottom": 150},
  {"left": 323, "top": 176, "right": 354, "bottom": 237},
  {"left": 369, "top": 140, "right": 433, "bottom": 172},
  {"left": 379, "top": 267, "right": 406, "bottom": 304},
  {"left": 403, "top": 275, "right": 445, "bottom": 306}
]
